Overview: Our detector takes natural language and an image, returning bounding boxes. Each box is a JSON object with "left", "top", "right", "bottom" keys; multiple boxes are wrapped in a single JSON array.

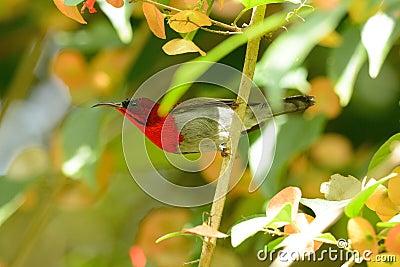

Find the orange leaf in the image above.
[
  {"left": 129, "top": 246, "right": 147, "bottom": 267},
  {"left": 53, "top": 49, "right": 87, "bottom": 90},
  {"left": 137, "top": 208, "right": 192, "bottom": 267},
  {"left": 106, "top": 0, "right": 124, "bottom": 8},
  {"left": 169, "top": 10, "right": 211, "bottom": 33},
  {"left": 266, "top": 186, "right": 301, "bottom": 221},
  {"left": 305, "top": 76, "right": 341, "bottom": 119},
  {"left": 385, "top": 224, "right": 400, "bottom": 255},
  {"left": 347, "top": 217, "right": 378, "bottom": 256},
  {"left": 284, "top": 213, "right": 323, "bottom": 252},
  {"left": 182, "top": 223, "right": 228, "bottom": 238},
  {"left": 142, "top": 2, "right": 166, "bottom": 39},
  {"left": 313, "top": 0, "right": 341, "bottom": 11},
  {"left": 162, "top": 38, "right": 206, "bottom": 56},
  {"left": 53, "top": 0, "right": 87, "bottom": 24}
]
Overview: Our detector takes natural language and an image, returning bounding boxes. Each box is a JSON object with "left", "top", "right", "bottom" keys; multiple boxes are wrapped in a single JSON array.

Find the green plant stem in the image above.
[
  {"left": 9, "top": 176, "right": 66, "bottom": 267},
  {"left": 197, "top": 5, "right": 266, "bottom": 267},
  {"left": 0, "top": 31, "right": 45, "bottom": 123}
]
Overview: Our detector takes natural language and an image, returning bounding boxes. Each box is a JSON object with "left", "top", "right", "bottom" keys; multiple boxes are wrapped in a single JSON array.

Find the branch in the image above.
[
  {"left": 197, "top": 5, "right": 267, "bottom": 267},
  {"left": 167, "top": 17, "right": 243, "bottom": 35},
  {"left": 137, "top": 0, "right": 242, "bottom": 33}
]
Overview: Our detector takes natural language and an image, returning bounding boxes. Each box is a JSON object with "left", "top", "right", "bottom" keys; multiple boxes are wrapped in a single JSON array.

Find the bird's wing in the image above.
[{"left": 170, "top": 98, "right": 235, "bottom": 114}]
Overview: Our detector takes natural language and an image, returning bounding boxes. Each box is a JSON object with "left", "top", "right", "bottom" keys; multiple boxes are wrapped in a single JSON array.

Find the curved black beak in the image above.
[{"left": 91, "top": 102, "right": 123, "bottom": 108}]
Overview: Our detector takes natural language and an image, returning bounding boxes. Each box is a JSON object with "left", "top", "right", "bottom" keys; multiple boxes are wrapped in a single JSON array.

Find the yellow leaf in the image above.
[
  {"left": 367, "top": 253, "right": 400, "bottom": 267},
  {"left": 388, "top": 166, "right": 400, "bottom": 206},
  {"left": 349, "top": 0, "right": 381, "bottom": 24},
  {"left": 53, "top": 0, "right": 87, "bottom": 24},
  {"left": 142, "top": 2, "right": 166, "bottom": 39},
  {"left": 169, "top": 10, "right": 211, "bottom": 33},
  {"left": 305, "top": 76, "right": 342, "bottom": 119},
  {"left": 218, "top": 0, "right": 225, "bottom": 10},
  {"left": 366, "top": 185, "right": 400, "bottom": 217},
  {"left": 319, "top": 30, "right": 342, "bottom": 48},
  {"left": 182, "top": 223, "right": 228, "bottom": 238},
  {"left": 162, "top": 38, "right": 206, "bottom": 56},
  {"left": 311, "top": 134, "right": 354, "bottom": 171}
]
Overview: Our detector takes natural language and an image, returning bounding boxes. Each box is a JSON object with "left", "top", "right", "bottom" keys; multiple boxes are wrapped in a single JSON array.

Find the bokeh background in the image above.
[{"left": 0, "top": 0, "right": 399, "bottom": 266}]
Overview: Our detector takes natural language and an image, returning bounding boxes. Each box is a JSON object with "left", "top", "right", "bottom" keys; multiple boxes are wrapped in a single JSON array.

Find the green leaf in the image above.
[
  {"left": 155, "top": 231, "right": 193, "bottom": 243},
  {"left": 0, "top": 176, "right": 29, "bottom": 227},
  {"left": 231, "top": 216, "right": 269, "bottom": 247},
  {"left": 361, "top": 7, "right": 400, "bottom": 78},
  {"left": 368, "top": 133, "right": 400, "bottom": 172},
  {"left": 0, "top": 193, "right": 24, "bottom": 227},
  {"left": 279, "top": 67, "right": 310, "bottom": 93},
  {"left": 377, "top": 221, "right": 400, "bottom": 228},
  {"left": 231, "top": 202, "right": 295, "bottom": 247},
  {"left": 328, "top": 27, "right": 367, "bottom": 106},
  {"left": 64, "top": 0, "right": 84, "bottom": 6},
  {"left": 261, "top": 115, "right": 325, "bottom": 195},
  {"left": 61, "top": 108, "right": 103, "bottom": 189},
  {"left": 0, "top": 176, "right": 30, "bottom": 207},
  {"left": 99, "top": 0, "right": 134, "bottom": 44},
  {"left": 266, "top": 203, "right": 293, "bottom": 228},
  {"left": 376, "top": 213, "right": 400, "bottom": 228},
  {"left": 314, "top": 232, "right": 337, "bottom": 245},
  {"left": 344, "top": 174, "right": 396, "bottom": 218},
  {"left": 254, "top": 6, "right": 346, "bottom": 107},
  {"left": 239, "top": 0, "right": 300, "bottom": 9},
  {"left": 266, "top": 236, "right": 286, "bottom": 250}
]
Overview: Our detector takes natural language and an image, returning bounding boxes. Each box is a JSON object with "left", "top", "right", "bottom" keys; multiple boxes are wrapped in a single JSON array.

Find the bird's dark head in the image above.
[
  {"left": 92, "top": 97, "right": 181, "bottom": 153},
  {"left": 92, "top": 98, "right": 161, "bottom": 126}
]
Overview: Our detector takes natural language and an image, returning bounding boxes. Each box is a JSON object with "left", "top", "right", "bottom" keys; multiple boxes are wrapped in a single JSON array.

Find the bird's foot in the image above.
[{"left": 218, "top": 143, "right": 230, "bottom": 157}]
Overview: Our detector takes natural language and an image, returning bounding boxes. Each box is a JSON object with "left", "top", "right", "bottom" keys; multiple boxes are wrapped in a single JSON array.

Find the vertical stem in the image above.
[
  {"left": 9, "top": 176, "right": 66, "bottom": 267},
  {"left": 0, "top": 31, "right": 46, "bottom": 123},
  {"left": 198, "top": 5, "right": 266, "bottom": 267}
]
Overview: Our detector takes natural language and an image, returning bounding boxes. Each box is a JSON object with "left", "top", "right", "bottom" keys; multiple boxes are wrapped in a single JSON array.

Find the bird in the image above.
[{"left": 92, "top": 95, "right": 315, "bottom": 154}]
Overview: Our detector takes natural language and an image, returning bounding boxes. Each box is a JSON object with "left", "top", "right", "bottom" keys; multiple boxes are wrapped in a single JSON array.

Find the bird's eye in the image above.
[{"left": 122, "top": 98, "right": 136, "bottom": 109}]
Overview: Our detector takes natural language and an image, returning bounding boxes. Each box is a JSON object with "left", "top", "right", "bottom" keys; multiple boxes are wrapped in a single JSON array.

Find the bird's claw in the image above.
[{"left": 218, "top": 143, "right": 230, "bottom": 157}]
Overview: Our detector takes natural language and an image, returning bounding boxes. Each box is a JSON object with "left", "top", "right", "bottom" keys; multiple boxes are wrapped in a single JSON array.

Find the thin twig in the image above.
[
  {"left": 199, "top": 27, "right": 243, "bottom": 35},
  {"left": 197, "top": 5, "right": 267, "bottom": 267},
  {"left": 167, "top": 17, "right": 242, "bottom": 35}
]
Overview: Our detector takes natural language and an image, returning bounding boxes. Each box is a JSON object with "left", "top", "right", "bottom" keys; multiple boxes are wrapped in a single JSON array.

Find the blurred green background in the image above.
[{"left": 0, "top": 0, "right": 399, "bottom": 266}]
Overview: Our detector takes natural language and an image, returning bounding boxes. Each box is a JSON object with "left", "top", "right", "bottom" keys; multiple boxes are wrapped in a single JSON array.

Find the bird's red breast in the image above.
[{"left": 116, "top": 99, "right": 184, "bottom": 153}]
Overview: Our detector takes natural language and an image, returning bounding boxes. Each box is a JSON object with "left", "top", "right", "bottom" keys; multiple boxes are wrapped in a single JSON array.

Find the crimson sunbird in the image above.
[{"left": 92, "top": 95, "right": 315, "bottom": 154}]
